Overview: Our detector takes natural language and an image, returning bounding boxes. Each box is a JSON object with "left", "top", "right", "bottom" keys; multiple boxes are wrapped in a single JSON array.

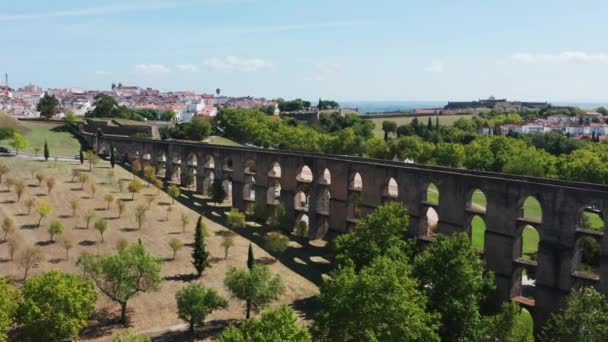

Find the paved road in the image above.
[{"left": 0, "top": 151, "right": 80, "bottom": 162}]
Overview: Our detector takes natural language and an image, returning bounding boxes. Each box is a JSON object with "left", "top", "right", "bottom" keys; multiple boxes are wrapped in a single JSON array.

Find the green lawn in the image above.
[
  {"left": 0, "top": 121, "right": 81, "bottom": 157},
  {"left": 368, "top": 114, "right": 476, "bottom": 138},
  {"left": 206, "top": 136, "right": 242, "bottom": 147}
]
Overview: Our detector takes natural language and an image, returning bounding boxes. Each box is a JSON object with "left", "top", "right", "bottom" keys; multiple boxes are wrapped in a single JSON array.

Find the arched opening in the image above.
[
  {"left": 156, "top": 151, "right": 168, "bottom": 178},
  {"left": 316, "top": 188, "right": 331, "bottom": 215},
  {"left": 202, "top": 170, "right": 215, "bottom": 195},
  {"left": 470, "top": 215, "right": 486, "bottom": 252},
  {"left": 426, "top": 182, "right": 439, "bottom": 205},
  {"left": 244, "top": 159, "right": 256, "bottom": 175},
  {"left": 297, "top": 165, "right": 313, "bottom": 183},
  {"left": 297, "top": 213, "right": 309, "bottom": 225},
  {"left": 424, "top": 207, "right": 438, "bottom": 237},
  {"left": 382, "top": 177, "right": 398, "bottom": 201},
  {"left": 521, "top": 196, "right": 542, "bottom": 223},
  {"left": 574, "top": 206, "right": 605, "bottom": 278},
  {"left": 222, "top": 176, "right": 233, "bottom": 206},
  {"left": 268, "top": 162, "right": 282, "bottom": 179},
  {"left": 243, "top": 175, "right": 256, "bottom": 202},
  {"left": 315, "top": 216, "right": 330, "bottom": 240},
  {"left": 223, "top": 157, "right": 233, "bottom": 171},
  {"left": 185, "top": 153, "right": 198, "bottom": 190},
  {"left": 466, "top": 188, "right": 487, "bottom": 213},
  {"left": 320, "top": 168, "right": 331, "bottom": 185},
  {"left": 267, "top": 180, "right": 281, "bottom": 205},
  {"left": 349, "top": 172, "right": 363, "bottom": 191},
  {"left": 204, "top": 155, "right": 214, "bottom": 169},
  {"left": 512, "top": 195, "right": 542, "bottom": 304},
  {"left": 295, "top": 188, "right": 310, "bottom": 212}
]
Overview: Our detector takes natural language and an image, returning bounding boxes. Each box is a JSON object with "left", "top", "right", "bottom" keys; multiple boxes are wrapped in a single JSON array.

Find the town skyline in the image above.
[{"left": 3, "top": 0, "right": 608, "bottom": 102}]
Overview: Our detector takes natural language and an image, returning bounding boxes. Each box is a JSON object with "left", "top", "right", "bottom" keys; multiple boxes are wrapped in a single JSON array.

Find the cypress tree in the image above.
[
  {"left": 43, "top": 140, "right": 49, "bottom": 161},
  {"left": 110, "top": 144, "right": 116, "bottom": 168},
  {"left": 192, "top": 216, "right": 209, "bottom": 277},
  {"left": 427, "top": 117, "right": 433, "bottom": 130},
  {"left": 247, "top": 243, "right": 255, "bottom": 270},
  {"left": 79, "top": 148, "right": 84, "bottom": 165},
  {"left": 435, "top": 116, "right": 439, "bottom": 131}
]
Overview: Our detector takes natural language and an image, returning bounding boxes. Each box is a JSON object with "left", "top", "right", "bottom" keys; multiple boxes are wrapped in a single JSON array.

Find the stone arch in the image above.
[
  {"left": 294, "top": 186, "right": 310, "bottom": 212},
  {"left": 319, "top": 168, "right": 331, "bottom": 185},
  {"left": 519, "top": 196, "right": 543, "bottom": 223},
  {"left": 156, "top": 151, "right": 168, "bottom": 178},
  {"left": 466, "top": 188, "right": 487, "bottom": 214},
  {"left": 425, "top": 182, "right": 439, "bottom": 205},
  {"left": 347, "top": 171, "right": 363, "bottom": 221},
  {"left": 382, "top": 177, "right": 399, "bottom": 200},
  {"left": 316, "top": 188, "right": 331, "bottom": 215},
  {"left": 204, "top": 154, "right": 215, "bottom": 169},
  {"left": 573, "top": 205, "right": 605, "bottom": 279},
  {"left": 297, "top": 213, "right": 309, "bottom": 225},
  {"left": 424, "top": 207, "right": 439, "bottom": 238},
  {"left": 268, "top": 162, "right": 282, "bottom": 179},
  {"left": 468, "top": 215, "right": 486, "bottom": 252},
  {"left": 267, "top": 179, "right": 281, "bottom": 205},
  {"left": 202, "top": 170, "right": 215, "bottom": 195},
  {"left": 98, "top": 143, "right": 109, "bottom": 156},
  {"left": 223, "top": 157, "right": 234, "bottom": 171},
  {"left": 222, "top": 174, "right": 233, "bottom": 206},
  {"left": 184, "top": 152, "right": 198, "bottom": 190},
  {"left": 349, "top": 172, "right": 363, "bottom": 191},
  {"left": 244, "top": 159, "right": 256, "bottom": 174},
  {"left": 297, "top": 165, "right": 313, "bottom": 183}
]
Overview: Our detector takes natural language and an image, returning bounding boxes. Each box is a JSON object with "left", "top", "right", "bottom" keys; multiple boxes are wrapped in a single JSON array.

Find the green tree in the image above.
[
  {"left": 382, "top": 120, "right": 397, "bottom": 141},
  {"left": 18, "top": 270, "right": 98, "bottom": 341},
  {"left": 9, "top": 132, "right": 29, "bottom": 155},
  {"left": 35, "top": 200, "right": 53, "bottom": 227},
  {"left": 64, "top": 110, "right": 78, "bottom": 126},
  {"left": 2, "top": 217, "right": 15, "bottom": 242},
  {"left": 95, "top": 219, "right": 108, "bottom": 242},
  {"left": 128, "top": 179, "right": 144, "bottom": 200},
  {"left": 226, "top": 208, "right": 246, "bottom": 229},
  {"left": 0, "top": 278, "right": 19, "bottom": 342},
  {"left": 79, "top": 242, "right": 163, "bottom": 325},
  {"left": 43, "top": 139, "right": 49, "bottom": 161},
  {"left": 134, "top": 205, "right": 147, "bottom": 230},
  {"left": 540, "top": 287, "right": 608, "bottom": 341},
  {"left": 168, "top": 238, "right": 184, "bottom": 260},
  {"left": 218, "top": 305, "right": 311, "bottom": 342},
  {"left": 210, "top": 178, "right": 227, "bottom": 205},
  {"left": 264, "top": 231, "right": 289, "bottom": 256},
  {"left": 192, "top": 217, "right": 210, "bottom": 277},
  {"left": 176, "top": 284, "right": 228, "bottom": 333},
  {"left": 247, "top": 243, "right": 255, "bottom": 270},
  {"left": 294, "top": 220, "right": 309, "bottom": 246},
  {"left": 18, "top": 247, "right": 43, "bottom": 280},
  {"left": 79, "top": 148, "right": 84, "bottom": 165},
  {"left": 224, "top": 265, "right": 285, "bottom": 319},
  {"left": 110, "top": 144, "right": 116, "bottom": 168},
  {"left": 48, "top": 220, "right": 64, "bottom": 242},
  {"left": 168, "top": 184, "right": 181, "bottom": 204},
  {"left": 268, "top": 203, "right": 289, "bottom": 230},
  {"left": 413, "top": 233, "right": 495, "bottom": 341},
  {"left": 36, "top": 93, "right": 60, "bottom": 118},
  {"left": 313, "top": 257, "right": 440, "bottom": 342},
  {"left": 477, "top": 302, "right": 533, "bottom": 342},
  {"left": 86, "top": 151, "right": 99, "bottom": 171},
  {"left": 331, "top": 201, "right": 413, "bottom": 270}
]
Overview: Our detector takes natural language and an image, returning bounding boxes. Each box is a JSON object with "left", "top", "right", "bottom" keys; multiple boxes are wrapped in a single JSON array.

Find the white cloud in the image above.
[
  {"left": 95, "top": 70, "right": 112, "bottom": 75},
  {"left": 135, "top": 64, "right": 170, "bottom": 73},
  {"left": 175, "top": 64, "right": 200, "bottom": 72},
  {"left": 424, "top": 61, "right": 444, "bottom": 73},
  {"left": 203, "top": 56, "right": 273, "bottom": 72},
  {"left": 510, "top": 51, "right": 608, "bottom": 64}
]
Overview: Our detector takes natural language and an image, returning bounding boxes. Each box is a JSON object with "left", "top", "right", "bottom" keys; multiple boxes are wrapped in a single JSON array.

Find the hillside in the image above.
[{"left": 0, "top": 111, "right": 29, "bottom": 133}]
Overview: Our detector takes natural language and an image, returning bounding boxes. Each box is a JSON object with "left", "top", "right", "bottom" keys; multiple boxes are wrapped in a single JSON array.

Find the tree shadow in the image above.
[
  {"left": 150, "top": 319, "right": 237, "bottom": 342},
  {"left": 48, "top": 258, "right": 64, "bottom": 264},
  {"left": 79, "top": 240, "right": 97, "bottom": 246},
  {"left": 164, "top": 273, "right": 198, "bottom": 282},
  {"left": 21, "top": 224, "right": 38, "bottom": 230},
  {"left": 80, "top": 307, "right": 125, "bottom": 340},
  {"left": 0, "top": 200, "right": 15, "bottom": 204},
  {"left": 35, "top": 240, "right": 54, "bottom": 246},
  {"left": 59, "top": 214, "right": 72, "bottom": 219},
  {"left": 292, "top": 295, "right": 321, "bottom": 321},
  {"left": 120, "top": 227, "right": 139, "bottom": 232}
]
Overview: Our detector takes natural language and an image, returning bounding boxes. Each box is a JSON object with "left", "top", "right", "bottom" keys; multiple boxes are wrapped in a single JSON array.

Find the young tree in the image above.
[
  {"left": 145, "top": 195, "right": 155, "bottom": 209},
  {"left": 180, "top": 212, "right": 190, "bottom": 233},
  {"left": 34, "top": 172, "right": 45, "bottom": 187},
  {"left": 218, "top": 305, "right": 311, "bottom": 342},
  {"left": 71, "top": 168, "right": 81, "bottom": 182},
  {"left": 48, "top": 221, "right": 64, "bottom": 242},
  {"left": 221, "top": 232, "right": 235, "bottom": 260},
  {"left": 294, "top": 220, "right": 309, "bottom": 246},
  {"left": 192, "top": 216, "right": 210, "bottom": 277},
  {"left": 10, "top": 132, "right": 29, "bottom": 155},
  {"left": 44, "top": 139, "right": 50, "bottom": 161},
  {"left": 36, "top": 93, "right": 60, "bottom": 118},
  {"left": 224, "top": 265, "right": 285, "bottom": 319},
  {"left": 33, "top": 146, "right": 41, "bottom": 158},
  {"left": 18, "top": 270, "right": 98, "bottom": 341},
  {"left": 79, "top": 242, "right": 163, "bottom": 325},
  {"left": 86, "top": 151, "right": 99, "bottom": 171},
  {"left": 413, "top": 233, "right": 495, "bottom": 340},
  {"left": 84, "top": 210, "right": 96, "bottom": 229},
  {"left": 110, "top": 144, "right": 116, "bottom": 169},
  {"left": 381, "top": 120, "right": 397, "bottom": 141},
  {"left": 7, "top": 236, "right": 20, "bottom": 261},
  {"left": 95, "top": 219, "right": 108, "bottom": 242},
  {"left": 0, "top": 277, "right": 19, "bottom": 342},
  {"left": 168, "top": 238, "right": 184, "bottom": 260},
  {"left": 0, "top": 164, "right": 8, "bottom": 185},
  {"left": 18, "top": 246, "right": 43, "bottom": 280},
  {"left": 247, "top": 243, "right": 255, "bottom": 270},
  {"left": 24, "top": 197, "right": 36, "bottom": 215},
  {"left": 2, "top": 217, "right": 15, "bottom": 241},
  {"left": 268, "top": 203, "right": 289, "bottom": 230},
  {"left": 45, "top": 176, "right": 56, "bottom": 195},
  {"left": 62, "top": 238, "right": 73, "bottom": 260},
  {"left": 165, "top": 205, "right": 173, "bottom": 221},
  {"left": 4, "top": 177, "right": 15, "bottom": 192},
  {"left": 176, "top": 284, "right": 228, "bottom": 333},
  {"left": 135, "top": 205, "right": 147, "bottom": 230},
  {"left": 89, "top": 181, "right": 98, "bottom": 198},
  {"left": 168, "top": 184, "right": 181, "bottom": 204},
  {"left": 154, "top": 178, "right": 163, "bottom": 195},
  {"left": 35, "top": 200, "right": 53, "bottom": 227},
  {"left": 210, "top": 178, "right": 227, "bottom": 205},
  {"left": 540, "top": 287, "right": 608, "bottom": 341},
  {"left": 78, "top": 172, "right": 90, "bottom": 190},
  {"left": 128, "top": 179, "right": 143, "bottom": 200},
  {"left": 332, "top": 201, "right": 413, "bottom": 270},
  {"left": 313, "top": 257, "right": 439, "bottom": 341},
  {"left": 264, "top": 231, "right": 289, "bottom": 257},
  {"left": 226, "top": 208, "right": 246, "bottom": 229},
  {"left": 117, "top": 199, "right": 126, "bottom": 218},
  {"left": 116, "top": 238, "right": 129, "bottom": 252},
  {"left": 143, "top": 166, "right": 156, "bottom": 186},
  {"left": 104, "top": 194, "right": 115, "bottom": 209},
  {"left": 14, "top": 179, "right": 26, "bottom": 202}
]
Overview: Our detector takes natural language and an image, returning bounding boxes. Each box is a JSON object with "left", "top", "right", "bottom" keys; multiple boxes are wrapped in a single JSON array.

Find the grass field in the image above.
[
  {"left": 367, "top": 114, "right": 476, "bottom": 138},
  {"left": 206, "top": 135, "right": 242, "bottom": 147},
  {"left": 0, "top": 112, "right": 28, "bottom": 133},
  {"left": 0, "top": 120, "right": 81, "bottom": 157}
]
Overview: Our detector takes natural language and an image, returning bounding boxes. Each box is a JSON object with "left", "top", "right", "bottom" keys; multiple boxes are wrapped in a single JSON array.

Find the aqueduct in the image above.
[{"left": 83, "top": 129, "right": 608, "bottom": 331}]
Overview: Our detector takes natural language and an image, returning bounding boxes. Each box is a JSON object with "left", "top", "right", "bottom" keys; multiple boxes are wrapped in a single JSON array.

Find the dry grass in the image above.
[{"left": 0, "top": 157, "right": 319, "bottom": 341}]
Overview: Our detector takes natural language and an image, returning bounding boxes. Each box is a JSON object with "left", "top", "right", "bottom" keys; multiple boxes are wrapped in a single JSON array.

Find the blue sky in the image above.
[{"left": 2, "top": 0, "right": 608, "bottom": 102}]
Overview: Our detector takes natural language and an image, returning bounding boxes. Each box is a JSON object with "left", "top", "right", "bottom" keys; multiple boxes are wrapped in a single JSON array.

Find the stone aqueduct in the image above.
[{"left": 81, "top": 130, "right": 608, "bottom": 330}]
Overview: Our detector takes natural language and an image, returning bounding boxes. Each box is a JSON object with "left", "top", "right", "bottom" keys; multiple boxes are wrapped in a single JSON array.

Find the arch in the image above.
[
  {"left": 186, "top": 152, "right": 198, "bottom": 166},
  {"left": 319, "top": 168, "right": 331, "bottom": 185},
  {"left": 349, "top": 172, "right": 363, "bottom": 191},
  {"left": 382, "top": 177, "right": 398, "bottom": 199},
  {"left": 223, "top": 157, "right": 234, "bottom": 171},
  {"left": 574, "top": 206, "right": 605, "bottom": 278},
  {"left": 297, "top": 165, "right": 313, "bottom": 183},
  {"left": 204, "top": 154, "right": 214, "bottom": 168},
  {"left": 511, "top": 224, "right": 539, "bottom": 301},
  {"left": 297, "top": 213, "right": 309, "bottom": 225},
  {"left": 466, "top": 188, "right": 487, "bottom": 213},
  {"left": 520, "top": 196, "right": 543, "bottom": 223},
  {"left": 142, "top": 152, "right": 152, "bottom": 161},
  {"left": 469, "top": 215, "right": 486, "bottom": 252},
  {"left": 267, "top": 180, "right": 281, "bottom": 205},
  {"left": 244, "top": 159, "right": 256, "bottom": 174},
  {"left": 243, "top": 175, "right": 256, "bottom": 201},
  {"left": 425, "top": 182, "right": 439, "bottom": 205},
  {"left": 202, "top": 170, "right": 215, "bottom": 194},
  {"left": 316, "top": 188, "right": 331, "bottom": 214},
  {"left": 222, "top": 176, "right": 233, "bottom": 206},
  {"left": 425, "top": 207, "right": 439, "bottom": 237},
  {"left": 268, "top": 162, "right": 282, "bottom": 178},
  {"left": 294, "top": 189, "right": 309, "bottom": 212}
]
